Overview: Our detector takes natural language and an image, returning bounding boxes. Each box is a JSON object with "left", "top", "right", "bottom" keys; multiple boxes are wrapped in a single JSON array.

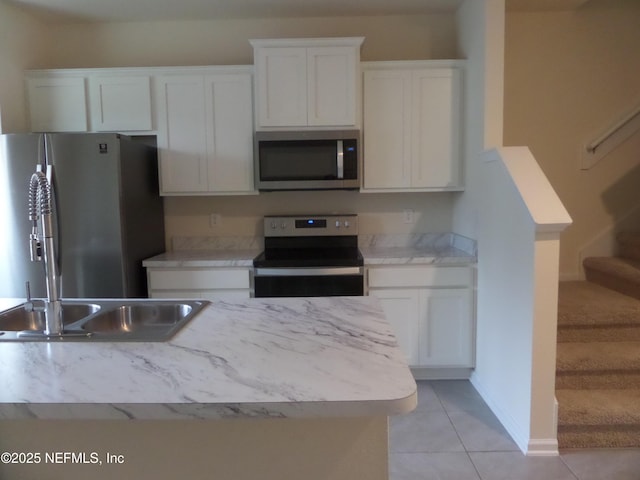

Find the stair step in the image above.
[
  {"left": 556, "top": 281, "right": 640, "bottom": 448},
  {"left": 557, "top": 342, "right": 640, "bottom": 389},
  {"left": 583, "top": 256, "right": 640, "bottom": 301},
  {"left": 558, "top": 325, "right": 640, "bottom": 342},
  {"left": 617, "top": 231, "right": 640, "bottom": 261},
  {"left": 557, "top": 342, "right": 640, "bottom": 372},
  {"left": 556, "top": 389, "right": 640, "bottom": 448},
  {"left": 558, "top": 281, "right": 640, "bottom": 329}
]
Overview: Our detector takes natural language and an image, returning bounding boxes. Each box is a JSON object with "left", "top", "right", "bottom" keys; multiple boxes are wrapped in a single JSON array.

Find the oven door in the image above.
[{"left": 254, "top": 267, "right": 364, "bottom": 298}]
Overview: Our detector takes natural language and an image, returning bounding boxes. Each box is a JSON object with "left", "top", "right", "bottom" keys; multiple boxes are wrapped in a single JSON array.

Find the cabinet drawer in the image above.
[
  {"left": 150, "top": 289, "right": 250, "bottom": 300},
  {"left": 148, "top": 268, "right": 250, "bottom": 290},
  {"left": 368, "top": 266, "right": 470, "bottom": 288}
]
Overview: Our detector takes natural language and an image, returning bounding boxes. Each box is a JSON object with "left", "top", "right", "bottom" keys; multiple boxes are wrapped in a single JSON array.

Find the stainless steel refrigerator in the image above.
[{"left": 0, "top": 133, "right": 165, "bottom": 298}]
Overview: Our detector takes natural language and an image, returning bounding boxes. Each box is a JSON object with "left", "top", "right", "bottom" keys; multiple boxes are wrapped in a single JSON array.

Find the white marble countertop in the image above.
[
  {"left": 0, "top": 296, "right": 417, "bottom": 420},
  {"left": 361, "top": 245, "right": 475, "bottom": 265},
  {"left": 143, "top": 249, "right": 260, "bottom": 267},
  {"left": 142, "top": 233, "right": 477, "bottom": 268}
]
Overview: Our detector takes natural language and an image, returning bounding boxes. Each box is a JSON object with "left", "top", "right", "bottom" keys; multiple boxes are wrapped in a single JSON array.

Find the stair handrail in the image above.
[
  {"left": 586, "top": 103, "right": 640, "bottom": 155},
  {"left": 581, "top": 100, "right": 640, "bottom": 170}
]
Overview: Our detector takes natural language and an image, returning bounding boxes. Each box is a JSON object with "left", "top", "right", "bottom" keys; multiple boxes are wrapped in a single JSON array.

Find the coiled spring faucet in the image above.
[{"left": 28, "top": 161, "right": 62, "bottom": 336}]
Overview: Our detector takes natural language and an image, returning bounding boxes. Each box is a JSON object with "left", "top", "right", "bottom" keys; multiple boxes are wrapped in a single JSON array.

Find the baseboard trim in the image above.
[
  {"left": 559, "top": 272, "right": 583, "bottom": 282},
  {"left": 526, "top": 439, "right": 560, "bottom": 457},
  {"left": 411, "top": 367, "right": 473, "bottom": 380},
  {"left": 470, "top": 373, "right": 559, "bottom": 457}
]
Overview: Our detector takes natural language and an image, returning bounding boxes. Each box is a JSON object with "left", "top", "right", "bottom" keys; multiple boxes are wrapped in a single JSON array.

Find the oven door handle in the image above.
[
  {"left": 254, "top": 267, "right": 363, "bottom": 277},
  {"left": 337, "top": 140, "right": 344, "bottom": 179}
]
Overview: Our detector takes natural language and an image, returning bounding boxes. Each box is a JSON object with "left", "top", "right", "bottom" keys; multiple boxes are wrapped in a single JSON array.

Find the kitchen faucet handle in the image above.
[{"left": 23, "top": 282, "right": 45, "bottom": 312}]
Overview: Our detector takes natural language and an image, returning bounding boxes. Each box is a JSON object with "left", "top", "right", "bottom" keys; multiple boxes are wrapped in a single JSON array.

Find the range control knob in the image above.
[
  {"left": 270, "top": 222, "right": 277, "bottom": 230},
  {"left": 281, "top": 222, "right": 287, "bottom": 229},
  {"left": 335, "top": 220, "right": 341, "bottom": 228},
  {"left": 344, "top": 221, "right": 350, "bottom": 228}
]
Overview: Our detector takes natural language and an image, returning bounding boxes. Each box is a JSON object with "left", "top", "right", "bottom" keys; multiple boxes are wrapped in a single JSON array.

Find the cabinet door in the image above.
[
  {"left": 307, "top": 46, "right": 356, "bottom": 126},
  {"left": 255, "top": 47, "right": 307, "bottom": 127},
  {"left": 205, "top": 73, "right": 255, "bottom": 193},
  {"left": 419, "top": 288, "right": 473, "bottom": 367},
  {"left": 370, "top": 289, "right": 420, "bottom": 365},
  {"left": 147, "top": 268, "right": 251, "bottom": 300},
  {"left": 26, "top": 76, "right": 88, "bottom": 132},
  {"left": 362, "top": 70, "right": 411, "bottom": 189},
  {"left": 156, "top": 75, "right": 208, "bottom": 193},
  {"left": 89, "top": 75, "right": 152, "bottom": 131},
  {"left": 411, "top": 69, "right": 462, "bottom": 188}
]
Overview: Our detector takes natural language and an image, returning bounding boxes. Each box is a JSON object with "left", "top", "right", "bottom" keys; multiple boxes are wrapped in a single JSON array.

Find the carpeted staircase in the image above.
[
  {"left": 557, "top": 234, "right": 640, "bottom": 448},
  {"left": 583, "top": 232, "right": 640, "bottom": 301}
]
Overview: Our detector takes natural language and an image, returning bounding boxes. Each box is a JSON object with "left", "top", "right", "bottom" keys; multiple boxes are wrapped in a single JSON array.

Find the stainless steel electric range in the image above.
[{"left": 253, "top": 214, "right": 364, "bottom": 298}]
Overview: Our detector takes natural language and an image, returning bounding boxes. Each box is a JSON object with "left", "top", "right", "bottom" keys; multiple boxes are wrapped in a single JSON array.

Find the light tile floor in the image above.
[{"left": 389, "top": 380, "right": 640, "bottom": 480}]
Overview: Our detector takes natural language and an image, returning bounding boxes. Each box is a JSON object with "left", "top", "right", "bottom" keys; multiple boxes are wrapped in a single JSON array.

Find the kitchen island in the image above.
[{"left": 0, "top": 296, "right": 416, "bottom": 480}]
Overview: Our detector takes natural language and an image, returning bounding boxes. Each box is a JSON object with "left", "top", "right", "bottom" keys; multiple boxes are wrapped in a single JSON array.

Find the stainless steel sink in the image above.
[
  {"left": 0, "top": 302, "right": 100, "bottom": 331},
  {"left": 0, "top": 299, "right": 209, "bottom": 342}
]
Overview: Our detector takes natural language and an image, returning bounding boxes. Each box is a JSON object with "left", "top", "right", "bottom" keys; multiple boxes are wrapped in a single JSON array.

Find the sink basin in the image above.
[
  {"left": 0, "top": 299, "right": 208, "bottom": 342},
  {"left": 82, "top": 303, "right": 193, "bottom": 334},
  {"left": 0, "top": 302, "right": 100, "bottom": 331}
]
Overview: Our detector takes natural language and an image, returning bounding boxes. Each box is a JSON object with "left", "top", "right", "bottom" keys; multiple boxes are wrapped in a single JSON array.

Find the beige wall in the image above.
[
  {"left": 504, "top": 0, "right": 640, "bottom": 278},
  {"left": 42, "top": 14, "right": 457, "bottom": 67},
  {"left": 21, "top": 13, "right": 461, "bottom": 242},
  {"left": 0, "top": 1, "right": 48, "bottom": 132},
  {"left": 164, "top": 192, "right": 455, "bottom": 245}
]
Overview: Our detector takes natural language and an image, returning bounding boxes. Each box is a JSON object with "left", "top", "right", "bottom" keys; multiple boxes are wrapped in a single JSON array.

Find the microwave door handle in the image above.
[{"left": 337, "top": 140, "right": 344, "bottom": 179}]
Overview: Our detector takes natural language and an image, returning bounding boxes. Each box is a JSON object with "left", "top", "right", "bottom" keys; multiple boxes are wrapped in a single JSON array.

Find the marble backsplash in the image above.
[
  {"left": 358, "top": 233, "right": 476, "bottom": 256},
  {"left": 172, "top": 236, "right": 263, "bottom": 251},
  {"left": 172, "top": 233, "right": 476, "bottom": 256}
]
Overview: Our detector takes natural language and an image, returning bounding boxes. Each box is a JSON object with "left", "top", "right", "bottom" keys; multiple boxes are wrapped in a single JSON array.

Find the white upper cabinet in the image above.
[
  {"left": 26, "top": 74, "right": 88, "bottom": 132},
  {"left": 251, "top": 37, "right": 363, "bottom": 128},
  {"left": 155, "top": 68, "right": 255, "bottom": 195},
  {"left": 204, "top": 73, "right": 254, "bottom": 193},
  {"left": 26, "top": 70, "right": 152, "bottom": 133},
  {"left": 254, "top": 46, "right": 307, "bottom": 127},
  {"left": 155, "top": 74, "right": 209, "bottom": 194},
  {"left": 362, "top": 61, "right": 464, "bottom": 192},
  {"left": 88, "top": 75, "right": 152, "bottom": 132}
]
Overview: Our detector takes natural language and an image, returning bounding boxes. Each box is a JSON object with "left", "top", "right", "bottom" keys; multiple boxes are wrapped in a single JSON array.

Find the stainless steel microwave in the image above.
[{"left": 254, "top": 130, "right": 360, "bottom": 191}]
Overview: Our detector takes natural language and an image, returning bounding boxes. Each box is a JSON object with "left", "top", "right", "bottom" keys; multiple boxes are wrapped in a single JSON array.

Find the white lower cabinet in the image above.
[
  {"left": 371, "top": 289, "right": 421, "bottom": 365},
  {"left": 147, "top": 267, "right": 252, "bottom": 300},
  {"left": 368, "top": 265, "right": 474, "bottom": 369}
]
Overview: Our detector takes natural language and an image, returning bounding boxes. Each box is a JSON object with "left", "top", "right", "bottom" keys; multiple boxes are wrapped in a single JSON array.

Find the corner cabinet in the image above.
[
  {"left": 155, "top": 67, "right": 255, "bottom": 195},
  {"left": 362, "top": 61, "right": 464, "bottom": 192},
  {"left": 251, "top": 37, "right": 364, "bottom": 128},
  {"left": 367, "top": 264, "right": 474, "bottom": 375},
  {"left": 26, "top": 73, "right": 89, "bottom": 132}
]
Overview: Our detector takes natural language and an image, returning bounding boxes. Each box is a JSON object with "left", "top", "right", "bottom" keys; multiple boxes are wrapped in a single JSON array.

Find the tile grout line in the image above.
[
  {"left": 558, "top": 454, "right": 582, "bottom": 480},
  {"left": 430, "top": 381, "right": 485, "bottom": 480}
]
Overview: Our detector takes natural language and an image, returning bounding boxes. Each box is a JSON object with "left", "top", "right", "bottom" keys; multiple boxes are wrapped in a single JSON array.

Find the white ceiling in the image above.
[{"left": 5, "top": 0, "right": 591, "bottom": 23}]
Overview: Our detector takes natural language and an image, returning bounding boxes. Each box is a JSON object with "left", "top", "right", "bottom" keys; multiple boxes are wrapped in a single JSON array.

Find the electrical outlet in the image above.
[
  {"left": 403, "top": 209, "right": 415, "bottom": 224},
  {"left": 209, "top": 213, "right": 222, "bottom": 227}
]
